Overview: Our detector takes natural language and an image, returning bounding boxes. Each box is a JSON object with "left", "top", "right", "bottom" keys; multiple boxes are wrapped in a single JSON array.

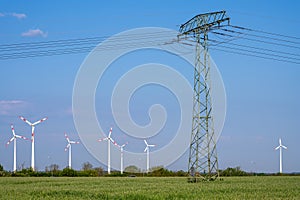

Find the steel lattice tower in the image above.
[{"left": 178, "top": 11, "right": 230, "bottom": 181}]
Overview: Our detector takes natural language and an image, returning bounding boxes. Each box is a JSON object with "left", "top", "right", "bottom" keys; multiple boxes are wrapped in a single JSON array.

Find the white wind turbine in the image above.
[
  {"left": 98, "top": 127, "right": 118, "bottom": 174},
  {"left": 118, "top": 142, "right": 128, "bottom": 174},
  {"left": 19, "top": 116, "right": 47, "bottom": 171},
  {"left": 6, "top": 124, "right": 29, "bottom": 172},
  {"left": 144, "top": 140, "right": 155, "bottom": 173},
  {"left": 275, "top": 138, "right": 287, "bottom": 173},
  {"left": 64, "top": 133, "right": 80, "bottom": 169}
]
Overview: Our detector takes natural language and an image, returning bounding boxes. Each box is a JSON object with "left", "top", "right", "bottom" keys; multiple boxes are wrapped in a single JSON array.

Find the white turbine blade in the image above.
[
  {"left": 6, "top": 137, "right": 14, "bottom": 146},
  {"left": 64, "top": 133, "right": 70, "bottom": 143},
  {"left": 279, "top": 138, "right": 282, "bottom": 146},
  {"left": 144, "top": 140, "right": 148, "bottom": 146},
  {"left": 70, "top": 141, "right": 79, "bottom": 144},
  {"left": 108, "top": 127, "right": 112, "bottom": 138},
  {"left": 65, "top": 144, "right": 71, "bottom": 151},
  {"left": 98, "top": 137, "right": 108, "bottom": 142},
  {"left": 148, "top": 144, "right": 155, "bottom": 147},
  {"left": 144, "top": 146, "right": 148, "bottom": 152},
  {"left": 121, "top": 142, "right": 128, "bottom": 148},
  {"left": 10, "top": 124, "right": 16, "bottom": 136},
  {"left": 15, "top": 135, "right": 29, "bottom": 140},
  {"left": 110, "top": 138, "right": 118, "bottom": 146},
  {"left": 275, "top": 146, "right": 280, "bottom": 150},
  {"left": 282, "top": 145, "right": 287, "bottom": 149},
  {"left": 32, "top": 117, "right": 48, "bottom": 126},
  {"left": 19, "top": 116, "right": 32, "bottom": 126}
]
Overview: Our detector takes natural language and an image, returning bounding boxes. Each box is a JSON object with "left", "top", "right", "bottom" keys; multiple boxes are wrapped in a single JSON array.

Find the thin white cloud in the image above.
[
  {"left": 0, "top": 12, "right": 27, "bottom": 19},
  {"left": 0, "top": 100, "right": 27, "bottom": 116},
  {"left": 11, "top": 12, "right": 27, "bottom": 19},
  {"left": 21, "top": 29, "right": 47, "bottom": 37}
]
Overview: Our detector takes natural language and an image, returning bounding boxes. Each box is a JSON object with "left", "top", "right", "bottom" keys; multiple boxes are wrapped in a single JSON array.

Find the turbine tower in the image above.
[
  {"left": 6, "top": 124, "right": 28, "bottom": 172},
  {"left": 64, "top": 133, "right": 80, "bottom": 169},
  {"left": 178, "top": 11, "right": 230, "bottom": 181},
  {"left": 98, "top": 127, "right": 117, "bottom": 174},
  {"left": 144, "top": 140, "right": 155, "bottom": 173},
  {"left": 19, "top": 116, "right": 47, "bottom": 171},
  {"left": 118, "top": 142, "right": 128, "bottom": 174},
  {"left": 275, "top": 138, "right": 287, "bottom": 173}
]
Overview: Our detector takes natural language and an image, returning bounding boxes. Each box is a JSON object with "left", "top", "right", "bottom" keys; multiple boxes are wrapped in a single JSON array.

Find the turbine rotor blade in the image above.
[
  {"left": 144, "top": 140, "right": 148, "bottom": 146},
  {"left": 64, "top": 133, "right": 70, "bottom": 143},
  {"left": 148, "top": 144, "right": 155, "bottom": 147},
  {"left": 108, "top": 127, "right": 112, "bottom": 138},
  {"left": 6, "top": 137, "right": 15, "bottom": 146},
  {"left": 15, "top": 135, "right": 29, "bottom": 140},
  {"left": 275, "top": 146, "right": 280, "bottom": 150},
  {"left": 32, "top": 117, "right": 48, "bottom": 126},
  {"left": 110, "top": 138, "right": 118, "bottom": 146},
  {"left": 65, "top": 144, "right": 71, "bottom": 151},
  {"left": 282, "top": 145, "right": 287, "bottom": 149},
  {"left": 121, "top": 142, "right": 128, "bottom": 148},
  {"left": 144, "top": 147, "right": 148, "bottom": 152},
  {"left": 19, "top": 116, "right": 32, "bottom": 126},
  {"left": 98, "top": 137, "right": 108, "bottom": 142},
  {"left": 10, "top": 124, "right": 16, "bottom": 136}
]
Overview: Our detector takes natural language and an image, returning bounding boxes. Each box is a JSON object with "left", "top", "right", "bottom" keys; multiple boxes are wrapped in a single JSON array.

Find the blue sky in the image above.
[{"left": 0, "top": 0, "right": 299, "bottom": 173}]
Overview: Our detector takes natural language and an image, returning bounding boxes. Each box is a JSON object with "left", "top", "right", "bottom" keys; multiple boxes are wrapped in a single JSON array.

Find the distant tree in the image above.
[
  {"left": 220, "top": 166, "right": 248, "bottom": 176},
  {"left": 94, "top": 167, "right": 104, "bottom": 176},
  {"left": 82, "top": 162, "right": 93, "bottom": 171},
  {"left": 49, "top": 164, "right": 59, "bottom": 172},
  {"left": 0, "top": 164, "right": 3, "bottom": 171},
  {"left": 61, "top": 167, "right": 77, "bottom": 177},
  {"left": 150, "top": 165, "right": 164, "bottom": 172},
  {"left": 125, "top": 165, "right": 140, "bottom": 173},
  {"left": 150, "top": 167, "right": 173, "bottom": 176},
  {"left": 175, "top": 170, "right": 187, "bottom": 177}
]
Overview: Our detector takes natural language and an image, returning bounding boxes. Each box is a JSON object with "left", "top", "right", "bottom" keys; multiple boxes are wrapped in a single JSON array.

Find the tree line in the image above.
[{"left": 0, "top": 164, "right": 298, "bottom": 177}]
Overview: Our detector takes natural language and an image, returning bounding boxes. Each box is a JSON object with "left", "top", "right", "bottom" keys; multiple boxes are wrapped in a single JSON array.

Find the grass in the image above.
[{"left": 0, "top": 176, "right": 299, "bottom": 199}]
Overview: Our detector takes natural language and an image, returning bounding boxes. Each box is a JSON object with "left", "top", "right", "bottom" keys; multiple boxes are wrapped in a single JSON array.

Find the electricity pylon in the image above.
[{"left": 178, "top": 11, "right": 230, "bottom": 182}]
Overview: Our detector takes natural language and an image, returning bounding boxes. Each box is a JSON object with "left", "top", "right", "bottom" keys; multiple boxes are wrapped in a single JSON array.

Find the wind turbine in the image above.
[
  {"left": 118, "top": 142, "right": 128, "bottom": 174},
  {"left": 98, "top": 127, "right": 118, "bottom": 174},
  {"left": 6, "top": 124, "right": 28, "bottom": 172},
  {"left": 19, "top": 116, "right": 47, "bottom": 171},
  {"left": 275, "top": 138, "right": 287, "bottom": 173},
  {"left": 144, "top": 140, "right": 155, "bottom": 173},
  {"left": 64, "top": 133, "right": 80, "bottom": 169}
]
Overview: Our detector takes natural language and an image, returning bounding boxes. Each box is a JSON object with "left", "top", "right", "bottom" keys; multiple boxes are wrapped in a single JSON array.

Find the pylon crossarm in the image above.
[{"left": 179, "top": 11, "right": 230, "bottom": 36}]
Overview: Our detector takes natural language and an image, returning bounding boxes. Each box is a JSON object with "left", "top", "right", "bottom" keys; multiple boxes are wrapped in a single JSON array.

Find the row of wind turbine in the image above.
[
  {"left": 6, "top": 117, "right": 287, "bottom": 173},
  {"left": 98, "top": 127, "right": 156, "bottom": 174}
]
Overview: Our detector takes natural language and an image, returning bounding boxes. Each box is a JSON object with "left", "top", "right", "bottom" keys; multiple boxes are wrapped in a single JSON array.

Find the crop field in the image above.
[{"left": 0, "top": 176, "right": 299, "bottom": 199}]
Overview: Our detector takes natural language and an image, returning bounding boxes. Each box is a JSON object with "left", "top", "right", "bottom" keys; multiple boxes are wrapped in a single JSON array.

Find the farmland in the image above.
[{"left": 0, "top": 176, "right": 299, "bottom": 199}]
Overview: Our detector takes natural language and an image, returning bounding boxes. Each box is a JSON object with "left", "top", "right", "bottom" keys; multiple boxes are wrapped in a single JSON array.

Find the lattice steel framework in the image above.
[{"left": 178, "top": 11, "right": 230, "bottom": 181}]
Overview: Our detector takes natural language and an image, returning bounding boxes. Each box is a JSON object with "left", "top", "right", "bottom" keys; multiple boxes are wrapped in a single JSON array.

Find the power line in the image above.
[
  {"left": 211, "top": 47, "right": 300, "bottom": 65},
  {"left": 212, "top": 30, "right": 300, "bottom": 50},
  {"left": 230, "top": 25, "right": 300, "bottom": 40},
  {"left": 0, "top": 24, "right": 299, "bottom": 65}
]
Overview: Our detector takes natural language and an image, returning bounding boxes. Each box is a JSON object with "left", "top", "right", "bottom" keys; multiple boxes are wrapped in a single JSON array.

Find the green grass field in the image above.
[{"left": 0, "top": 176, "right": 299, "bottom": 199}]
